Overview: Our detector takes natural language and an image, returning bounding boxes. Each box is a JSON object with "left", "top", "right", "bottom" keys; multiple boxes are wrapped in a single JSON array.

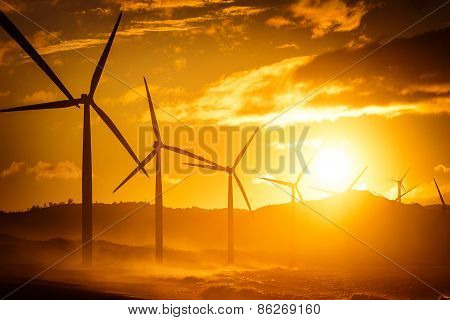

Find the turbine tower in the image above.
[
  {"left": 258, "top": 155, "right": 314, "bottom": 203},
  {"left": 0, "top": 11, "right": 146, "bottom": 266},
  {"left": 311, "top": 166, "right": 368, "bottom": 196},
  {"left": 390, "top": 169, "right": 410, "bottom": 203},
  {"left": 184, "top": 128, "right": 259, "bottom": 264},
  {"left": 114, "top": 77, "right": 218, "bottom": 263},
  {"left": 395, "top": 184, "right": 419, "bottom": 203}
]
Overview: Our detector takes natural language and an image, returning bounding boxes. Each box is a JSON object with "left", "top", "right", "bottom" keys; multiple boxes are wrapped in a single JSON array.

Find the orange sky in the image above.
[{"left": 0, "top": 0, "right": 449, "bottom": 211}]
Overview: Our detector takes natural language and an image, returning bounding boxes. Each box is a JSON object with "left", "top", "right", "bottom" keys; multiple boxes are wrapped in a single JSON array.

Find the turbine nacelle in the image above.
[
  {"left": 153, "top": 140, "right": 164, "bottom": 150},
  {"left": 258, "top": 154, "right": 314, "bottom": 203},
  {"left": 80, "top": 94, "right": 96, "bottom": 105},
  {"left": 182, "top": 127, "right": 259, "bottom": 212}
]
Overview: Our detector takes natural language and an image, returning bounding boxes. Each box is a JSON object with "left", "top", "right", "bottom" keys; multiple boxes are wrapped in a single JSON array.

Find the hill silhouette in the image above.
[{"left": 0, "top": 191, "right": 448, "bottom": 267}]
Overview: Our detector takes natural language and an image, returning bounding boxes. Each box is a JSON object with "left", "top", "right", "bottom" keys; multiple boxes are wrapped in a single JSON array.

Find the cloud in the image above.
[
  {"left": 117, "top": 1, "right": 152, "bottom": 11},
  {"left": 0, "top": 162, "right": 25, "bottom": 178},
  {"left": 22, "top": 91, "right": 58, "bottom": 104},
  {"left": 172, "top": 55, "right": 413, "bottom": 124},
  {"left": 0, "top": 1, "right": 26, "bottom": 12},
  {"left": 276, "top": 43, "right": 300, "bottom": 50},
  {"left": 220, "top": 6, "right": 266, "bottom": 17},
  {"left": 289, "top": 0, "right": 368, "bottom": 38},
  {"left": 0, "top": 161, "right": 80, "bottom": 181},
  {"left": 107, "top": 0, "right": 233, "bottom": 11},
  {"left": 151, "top": 0, "right": 234, "bottom": 9},
  {"left": 89, "top": 8, "right": 113, "bottom": 15},
  {"left": 176, "top": 56, "right": 313, "bottom": 121},
  {"left": 121, "top": 26, "right": 449, "bottom": 125},
  {"left": 30, "top": 30, "right": 106, "bottom": 56},
  {"left": 130, "top": 49, "right": 419, "bottom": 124},
  {"left": 265, "top": 16, "right": 294, "bottom": 28},
  {"left": 0, "top": 40, "right": 17, "bottom": 66},
  {"left": 118, "top": 84, "right": 186, "bottom": 106},
  {"left": 163, "top": 176, "right": 182, "bottom": 185},
  {"left": 174, "top": 57, "right": 187, "bottom": 70},
  {"left": 120, "top": 16, "right": 213, "bottom": 36},
  {"left": 345, "top": 34, "right": 372, "bottom": 49},
  {"left": 435, "top": 164, "right": 450, "bottom": 174},
  {"left": 295, "top": 27, "right": 450, "bottom": 108},
  {"left": 37, "top": 38, "right": 107, "bottom": 56},
  {"left": 120, "top": 4, "right": 264, "bottom": 37},
  {"left": 0, "top": 90, "right": 11, "bottom": 97},
  {"left": 27, "top": 161, "right": 81, "bottom": 181},
  {"left": 1, "top": 29, "right": 107, "bottom": 64}
]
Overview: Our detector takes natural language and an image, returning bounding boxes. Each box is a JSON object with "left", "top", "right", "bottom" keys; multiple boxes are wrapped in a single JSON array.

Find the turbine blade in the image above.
[
  {"left": 309, "top": 186, "right": 339, "bottom": 196},
  {"left": 401, "top": 183, "right": 406, "bottom": 192},
  {"left": 233, "top": 127, "right": 259, "bottom": 168},
  {"left": 347, "top": 166, "right": 368, "bottom": 191},
  {"left": 233, "top": 172, "right": 251, "bottom": 211},
  {"left": 397, "top": 184, "right": 419, "bottom": 201},
  {"left": 89, "top": 11, "right": 122, "bottom": 99},
  {"left": 400, "top": 168, "right": 410, "bottom": 182},
  {"left": 296, "top": 186, "right": 303, "bottom": 202},
  {"left": 143, "top": 76, "right": 161, "bottom": 141},
  {"left": 296, "top": 153, "right": 315, "bottom": 185},
  {"left": 164, "top": 145, "right": 221, "bottom": 168},
  {"left": 296, "top": 172, "right": 306, "bottom": 186},
  {"left": 183, "top": 162, "right": 223, "bottom": 171},
  {"left": 0, "top": 11, "right": 76, "bottom": 104},
  {"left": 369, "top": 189, "right": 384, "bottom": 197},
  {"left": 114, "top": 149, "right": 157, "bottom": 193},
  {"left": 90, "top": 101, "right": 148, "bottom": 177},
  {"left": 258, "top": 177, "right": 292, "bottom": 187},
  {"left": 0, "top": 99, "right": 81, "bottom": 112},
  {"left": 434, "top": 178, "right": 446, "bottom": 207}
]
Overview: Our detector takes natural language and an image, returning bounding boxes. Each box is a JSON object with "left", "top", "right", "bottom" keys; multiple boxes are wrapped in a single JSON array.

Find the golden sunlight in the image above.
[{"left": 312, "top": 146, "right": 353, "bottom": 191}]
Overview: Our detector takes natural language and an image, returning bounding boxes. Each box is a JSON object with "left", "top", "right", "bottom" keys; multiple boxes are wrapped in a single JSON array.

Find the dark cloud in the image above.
[{"left": 297, "top": 27, "right": 450, "bottom": 107}]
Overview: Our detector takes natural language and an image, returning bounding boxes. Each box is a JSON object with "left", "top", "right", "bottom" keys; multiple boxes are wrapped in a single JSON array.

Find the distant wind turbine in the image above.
[
  {"left": 258, "top": 155, "right": 315, "bottom": 203},
  {"left": 433, "top": 178, "right": 448, "bottom": 210},
  {"left": 0, "top": 11, "right": 146, "bottom": 266},
  {"left": 390, "top": 169, "right": 411, "bottom": 203},
  {"left": 311, "top": 166, "right": 368, "bottom": 196},
  {"left": 113, "top": 77, "right": 218, "bottom": 263},
  {"left": 369, "top": 173, "right": 419, "bottom": 203},
  {"left": 395, "top": 184, "right": 419, "bottom": 203},
  {"left": 184, "top": 128, "right": 259, "bottom": 264}
]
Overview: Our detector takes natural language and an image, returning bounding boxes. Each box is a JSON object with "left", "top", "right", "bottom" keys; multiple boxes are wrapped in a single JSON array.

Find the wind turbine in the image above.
[
  {"left": 113, "top": 77, "right": 219, "bottom": 263},
  {"left": 0, "top": 11, "right": 146, "bottom": 265},
  {"left": 394, "top": 184, "right": 419, "bottom": 203},
  {"left": 258, "top": 155, "right": 315, "bottom": 203},
  {"left": 433, "top": 178, "right": 448, "bottom": 210},
  {"left": 390, "top": 169, "right": 411, "bottom": 203},
  {"left": 311, "top": 166, "right": 368, "bottom": 196},
  {"left": 184, "top": 128, "right": 259, "bottom": 264}
]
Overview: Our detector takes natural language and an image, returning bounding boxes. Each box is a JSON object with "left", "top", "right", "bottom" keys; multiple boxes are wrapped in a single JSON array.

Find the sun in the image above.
[{"left": 312, "top": 147, "right": 353, "bottom": 192}]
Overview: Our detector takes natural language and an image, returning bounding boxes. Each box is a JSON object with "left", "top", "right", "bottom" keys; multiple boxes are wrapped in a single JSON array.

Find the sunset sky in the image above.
[{"left": 0, "top": 0, "right": 449, "bottom": 211}]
